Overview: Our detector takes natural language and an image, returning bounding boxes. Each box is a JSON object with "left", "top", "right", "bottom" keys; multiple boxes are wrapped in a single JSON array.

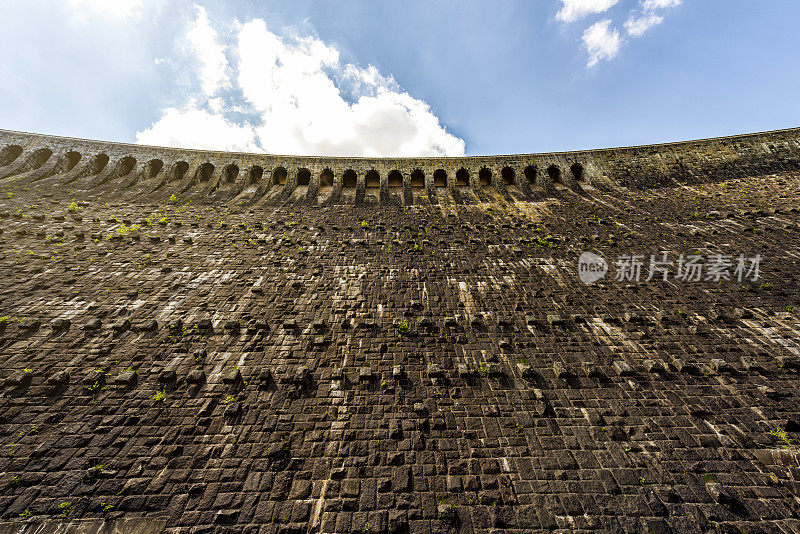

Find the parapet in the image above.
[{"left": 1, "top": 127, "right": 799, "bottom": 205}]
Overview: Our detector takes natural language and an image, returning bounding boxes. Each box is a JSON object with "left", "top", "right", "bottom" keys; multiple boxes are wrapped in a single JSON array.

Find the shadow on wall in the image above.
[
  {"left": 28, "top": 148, "right": 53, "bottom": 170},
  {"left": 571, "top": 163, "right": 585, "bottom": 182},
  {"left": 61, "top": 152, "right": 82, "bottom": 174},
  {"left": 502, "top": 167, "right": 515, "bottom": 186},
  {"left": 479, "top": 168, "right": 491, "bottom": 187},
  {"left": 456, "top": 168, "right": 469, "bottom": 186},
  {"left": 223, "top": 164, "right": 239, "bottom": 184},
  {"left": 433, "top": 169, "right": 447, "bottom": 187},
  {"left": 547, "top": 165, "right": 561, "bottom": 185},
  {"left": 249, "top": 166, "right": 263, "bottom": 184},
  {"left": 169, "top": 161, "right": 189, "bottom": 182},
  {"left": 388, "top": 170, "right": 402, "bottom": 188},
  {"left": 196, "top": 162, "right": 214, "bottom": 182},
  {"left": 320, "top": 169, "right": 334, "bottom": 188},
  {"left": 365, "top": 170, "right": 380, "bottom": 188},
  {"left": 0, "top": 145, "right": 23, "bottom": 165},
  {"left": 297, "top": 168, "right": 311, "bottom": 186},
  {"left": 524, "top": 165, "right": 536, "bottom": 185},
  {"left": 342, "top": 170, "right": 357, "bottom": 188},
  {"left": 411, "top": 170, "right": 424, "bottom": 188},
  {"left": 144, "top": 159, "right": 163, "bottom": 180},
  {"left": 273, "top": 167, "right": 287, "bottom": 187}
]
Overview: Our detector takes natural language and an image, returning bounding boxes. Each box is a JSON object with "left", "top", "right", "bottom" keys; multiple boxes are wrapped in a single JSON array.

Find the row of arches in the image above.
[
  {"left": 262, "top": 163, "right": 586, "bottom": 188},
  {"left": 0, "top": 143, "right": 589, "bottom": 194},
  {"left": 0, "top": 146, "right": 188, "bottom": 185},
  {"left": 0, "top": 146, "right": 148, "bottom": 183}
]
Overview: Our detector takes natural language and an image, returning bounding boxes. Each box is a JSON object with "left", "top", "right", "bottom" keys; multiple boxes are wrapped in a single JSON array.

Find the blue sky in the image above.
[{"left": 1, "top": 0, "right": 798, "bottom": 156}]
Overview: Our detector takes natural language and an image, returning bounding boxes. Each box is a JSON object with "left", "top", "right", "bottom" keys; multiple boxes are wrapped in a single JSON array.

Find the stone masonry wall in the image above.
[
  {"left": 0, "top": 128, "right": 799, "bottom": 533},
  {"left": 1, "top": 128, "right": 799, "bottom": 207}
]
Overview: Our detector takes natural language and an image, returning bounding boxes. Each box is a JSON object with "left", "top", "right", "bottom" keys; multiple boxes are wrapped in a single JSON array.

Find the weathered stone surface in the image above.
[
  {"left": 0, "top": 127, "right": 798, "bottom": 533},
  {"left": 612, "top": 360, "right": 634, "bottom": 376},
  {"left": 426, "top": 363, "right": 443, "bottom": 377},
  {"left": 643, "top": 359, "right": 665, "bottom": 373},
  {"left": 221, "top": 367, "right": 241, "bottom": 384},
  {"left": 46, "top": 370, "right": 69, "bottom": 387},
  {"left": 4, "top": 369, "right": 32, "bottom": 389},
  {"left": 114, "top": 370, "right": 137, "bottom": 387},
  {"left": 0, "top": 519, "right": 167, "bottom": 533}
]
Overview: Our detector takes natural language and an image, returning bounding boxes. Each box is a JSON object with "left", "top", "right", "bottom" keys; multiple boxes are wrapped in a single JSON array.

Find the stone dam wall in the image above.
[
  {"left": 1, "top": 127, "right": 799, "bottom": 206},
  {"left": 0, "top": 127, "right": 799, "bottom": 533}
]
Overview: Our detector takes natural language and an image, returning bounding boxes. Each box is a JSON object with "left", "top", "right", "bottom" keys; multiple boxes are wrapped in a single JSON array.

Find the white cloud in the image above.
[
  {"left": 556, "top": 0, "right": 619, "bottom": 23},
  {"left": 642, "top": 0, "right": 681, "bottom": 9},
  {"left": 137, "top": 12, "right": 465, "bottom": 156},
  {"left": 136, "top": 106, "right": 259, "bottom": 152},
  {"left": 625, "top": 0, "right": 681, "bottom": 37},
  {"left": 582, "top": 19, "right": 622, "bottom": 67},
  {"left": 185, "top": 5, "right": 229, "bottom": 95},
  {"left": 624, "top": 13, "right": 664, "bottom": 36},
  {"left": 565, "top": 0, "right": 682, "bottom": 65}
]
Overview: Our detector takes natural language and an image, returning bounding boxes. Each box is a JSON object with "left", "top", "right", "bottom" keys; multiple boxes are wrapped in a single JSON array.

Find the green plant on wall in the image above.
[
  {"left": 770, "top": 428, "right": 794, "bottom": 448},
  {"left": 397, "top": 320, "right": 410, "bottom": 337}
]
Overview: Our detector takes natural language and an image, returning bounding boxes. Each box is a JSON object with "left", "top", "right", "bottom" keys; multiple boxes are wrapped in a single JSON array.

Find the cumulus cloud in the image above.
[
  {"left": 136, "top": 106, "right": 258, "bottom": 152},
  {"left": 185, "top": 5, "right": 229, "bottom": 95},
  {"left": 136, "top": 9, "right": 464, "bottom": 156},
  {"left": 582, "top": 20, "right": 622, "bottom": 67},
  {"left": 556, "top": 0, "right": 619, "bottom": 23}
]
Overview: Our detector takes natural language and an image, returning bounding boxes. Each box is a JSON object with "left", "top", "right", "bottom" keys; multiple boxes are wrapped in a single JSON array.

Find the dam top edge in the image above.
[{"left": 2, "top": 126, "right": 800, "bottom": 163}]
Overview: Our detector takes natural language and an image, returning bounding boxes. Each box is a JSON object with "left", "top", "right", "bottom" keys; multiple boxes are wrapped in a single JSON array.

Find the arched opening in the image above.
[
  {"left": 28, "top": 148, "right": 52, "bottom": 170},
  {"left": 249, "top": 166, "right": 263, "bottom": 184},
  {"left": 196, "top": 162, "right": 214, "bottom": 182},
  {"left": 501, "top": 167, "right": 515, "bottom": 186},
  {"left": 170, "top": 161, "right": 189, "bottom": 182},
  {"left": 273, "top": 167, "right": 287, "bottom": 186},
  {"left": 297, "top": 168, "right": 311, "bottom": 186},
  {"left": 388, "top": 170, "right": 403, "bottom": 188},
  {"left": 479, "top": 168, "right": 492, "bottom": 187},
  {"left": 524, "top": 165, "right": 537, "bottom": 184},
  {"left": 433, "top": 169, "right": 447, "bottom": 187},
  {"left": 0, "top": 145, "right": 23, "bottom": 166},
  {"left": 456, "top": 168, "right": 469, "bottom": 186},
  {"left": 320, "top": 169, "right": 334, "bottom": 187},
  {"left": 342, "top": 170, "right": 357, "bottom": 188},
  {"left": 144, "top": 159, "right": 163, "bottom": 180},
  {"left": 63, "top": 152, "right": 81, "bottom": 173},
  {"left": 223, "top": 164, "right": 239, "bottom": 183},
  {"left": 547, "top": 165, "right": 562, "bottom": 184},
  {"left": 571, "top": 163, "right": 585, "bottom": 182},
  {"left": 410, "top": 169, "right": 425, "bottom": 188},
  {"left": 365, "top": 170, "right": 380, "bottom": 188},
  {"left": 91, "top": 154, "right": 110, "bottom": 174},
  {"left": 117, "top": 156, "right": 136, "bottom": 177}
]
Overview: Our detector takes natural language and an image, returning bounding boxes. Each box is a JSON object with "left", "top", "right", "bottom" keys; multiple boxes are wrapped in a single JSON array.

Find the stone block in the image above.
[
  {"left": 222, "top": 368, "right": 241, "bottom": 384},
  {"left": 426, "top": 363, "right": 443, "bottom": 377},
  {"left": 115, "top": 371, "right": 137, "bottom": 387},
  {"left": 553, "top": 362, "right": 570, "bottom": 379},
  {"left": 643, "top": 359, "right": 664, "bottom": 373},
  {"left": 612, "top": 361, "right": 634, "bottom": 376},
  {"left": 710, "top": 358, "right": 733, "bottom": 373}
]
